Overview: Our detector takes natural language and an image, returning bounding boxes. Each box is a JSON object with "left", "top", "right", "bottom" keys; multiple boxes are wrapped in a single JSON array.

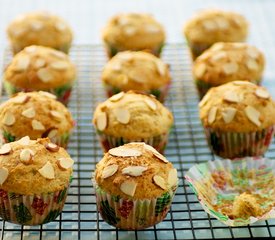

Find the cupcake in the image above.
[
  {"left": 0, "top": 137, "right": 74, "bottom": 225},
  {"left": 102, "top": 51, "right": 171, "bottom": 102},
  {"left": 0, "top": 91, "right": 74, "bottom": 148},
  {"left": 102, "top": 13, "right": 165, "bottom": 58},
  {"left": 6, "top": 11, "right": 73, "bottom": 54},
  {"left": 185, "top": 157, "right": 275, "bottom": 226},
  {"left": 193, "top": 42, "right": 265, "bottom": 99},
  {"left": 199, "top": 81, "right": 275, "bottom": 159},
  {"left": 3, "top": 45, "right": 76, "bottom": 105},
  {"left": 93, "top": 91, "right": 173, "bottom": 153},
  {"left": 183, "top": 9, "right": 248, "bottom": 60},
  {"left": 93, "top": 142, "right": 178, "bottom": 229}
]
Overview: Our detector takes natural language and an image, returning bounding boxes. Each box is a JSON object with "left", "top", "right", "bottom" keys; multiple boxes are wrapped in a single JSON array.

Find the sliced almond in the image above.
[
  {"left": 34, "top": 58, "right": 46, "bottom": 69},
  {"left": 113, "top": 108, "right": 130, "bottom": 124},
  {"left": 146, "top": 145, "right": 168, "bottom": 163},
  {"left": 30, "top": 21, "right": 43, "bottom": 31},
  {"left": 50, "top": 110, "right": 63, "bottom": 120},
  {"left": 38, "top": 91, "right": 57, "bottom": 99},
  {"left": 211, "top": 42, "right": 224, "bottom": 51},
  {"left": 22, "top": 107, "right": 35, "bottom": 118},
  {"left": 14, "top": 55, "right": 30, "bottom": 71},
  {"left": 45, "top": 142, "right": 60, "bottom": 152},
  {"left": 18, "top": 136, "right": 30, "bottom": 146},
  {"left": 38, "top": 161, "right": 55, "bottom": 179},
  {"left": 120, "top": 180, "right": 137, "bottom": 197},
  {"left": 145, "top": 24, "right": 160, "bottom": 33},
  {"left": 144, "top": 99, "right": 157, "bottom": 111},
  {"left": 118, "top": 53, "right": 133, "bottom": 61},
  {"left": 109, "top": 147, "right": 142, "bottom": 157},
  {"left": 168, "top": 168, "right": 178, "bottom": 187},
  {"left": 96, "top": 112, "right": 107, "bottom": 131},
  {"left": 50, "top": 61, "right": 69, "bottom": 70},
  {"left": 208, "top": 106, "right": 218, "bottom": 124},
  {"left": 57, "top": 158, "right": 74, "bottom": 170},
  {"left": 102, "top": 164, "right": 118, "bottom": 179},
  {"left": 25, "top": 46, "right": 37, "bottom": 53},
  {"left": 122, "top": 166, "right": 148, "bottom": 177},
  {"left": 130, "top": 71, "right": 146, "bottom": 83},
  {"left": 255, "top": 88, "right": 270, "bottom": 99},
  {"left": 195, "top": 63, "right": 206, "bottom": 78},
  {"left": 3, "top": 112, "right": 15, "bottom": 126},
  {"left": 0, "top": 167, "right": 9, "bottom": 185},
  {"left": 37, "top": 68, "right": 53, "bottom": 82},
  {"left": 47, "top": 129, "right": 58, "bottom": 139},
  {"left": 20, "top": 149, "right": 34, "bottom": 164},
  {"left": 109, "top": 92, "right": 125, "bottom": 102},
  {"left": 246, "top": 59, "right": 258, "bottom": 71},
  {"left": 32, "top": 120, "right": 45, "bottom": 131},
  {"left": 110, "top": 62, "right": 121, "bottom": 71},
  {"left": 50, "top": 50, "right": 67, "bottom": 59},
  {"left": 11, "top": 28, "right": 25, "bottom": 37},
  {"left": 245, "top": 106, "right": 261, "bottom": 127},
  {"left": 202, "top": 20, "right": 217, "bottom": 31},
  {"left": 223, "top": 91, "right": 240, "bottom": 103},
  {"left": 222, "top": 62, "right": 239, "bottom": 75},
  {"left": 12, "top": 95, "right": 30, "bottom": 104},
  {"left": 153, "top": 175, "right": 167, "bottom": 190},
  {"left": 246, "top": 47, "right": 259, "bottom": 59},
  {"left": 216, "top": 18, "right": 229, "bottom": 29},
  {"left": 118, "top": 17, "right": 129, "bottom": 26},
  {"left": 155, "top": 60, "right": 166, "bottom": 76},
  {"left": 124, "top": 26, "right": 136, "bottom": 36},
  {"left": 0, "top": 144, "right": 12, "bottom": 155},
  {"left": 55, "top": 22, "right": 67, "bottom": 31},
  {"left": 222, "top": 107, "right": 237, "bottom": 123},
  {"left": 233, "top": 81, "right": 254, "bottom": 86},
  {"left": 211, "top": 51, "right": 227, "bottom": 62},
  {"left": 199, "top": 93, "right": 210, "bottom": 108}
]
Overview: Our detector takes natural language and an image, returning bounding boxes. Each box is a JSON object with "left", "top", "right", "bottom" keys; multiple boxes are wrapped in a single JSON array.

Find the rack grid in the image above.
[{"left": 1, "top": 44, "right": 275, "bottom": 240}]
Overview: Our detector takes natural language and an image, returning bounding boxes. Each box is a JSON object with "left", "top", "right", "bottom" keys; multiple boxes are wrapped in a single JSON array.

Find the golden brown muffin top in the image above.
[
  {"left": 184, "top": 9, "right": 248, "bottom": 44},
  {"left": 7, "top": 11, "right": 73, "bottom": 50},
  {"left": 199, "top": 81, "right": 275, "bottom": 132},
  {"left": 193, "top": 42, "right": 265, "bottom": 85},
  {"left": 93, "top": 91, "right": 174, "bottom": 139},
  {"left": 102, "top": 51, "right": 171, "bottom": 91},
  {"left": 0, "top": 91, "right": 74, "bottom": 140},
  {"left": 4, "top": 45, "right": 76, "bottom": 90},
  {"left": 102, "top": 13, "right": 165, "bottom": 50},
  {"left": 95, "top": 142, "right": 178, "bottom": 199},
  {"left": 0, "top": 138, "right": 74, "bottom": 195}
]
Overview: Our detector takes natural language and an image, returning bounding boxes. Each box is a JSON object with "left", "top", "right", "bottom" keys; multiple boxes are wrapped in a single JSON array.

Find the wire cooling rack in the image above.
[{"left": 1, "top": 44, "right": 275, "bottom": 240}]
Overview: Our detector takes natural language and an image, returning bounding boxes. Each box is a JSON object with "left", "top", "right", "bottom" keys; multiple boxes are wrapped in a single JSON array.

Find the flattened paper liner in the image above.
[{"left": 185, "top": 157, "right": 275, "bottom": 226}]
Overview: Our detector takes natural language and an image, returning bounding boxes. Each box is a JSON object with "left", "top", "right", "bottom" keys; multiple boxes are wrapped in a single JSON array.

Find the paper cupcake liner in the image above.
[
  {"left": 94, "top": 184, "right": 176, "bottom": 230},
  {"left": 96, "top": 131, "right": 169, "bottom": 154},
  {"left": 104, "top": 83, "right": 170, "bottom": 103},
  {"left": 204, "top": 126, "right": 274, "bottom": 159},
  {"left": 0, "top": 182, "right": 71, "bottom": 225},
  {"left": 0, "top": 130, "right": 71, "bottom": 149},
  {"left": 195, "top": 79, "right": 262, "bottom": 99},
  {"left": 4, "top": 81, "right": 73, "bottom": 105},
  {"left": 185, "top": 157, "right": 275, "bottom": 226},
  {"left": 104, "top": 43, "right": 164, "bottom": 59}
]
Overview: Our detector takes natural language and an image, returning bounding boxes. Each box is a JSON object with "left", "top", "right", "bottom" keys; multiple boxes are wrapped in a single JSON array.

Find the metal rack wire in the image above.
[{"left": 1, "top": 44, "right": 275, "bottom": 239}]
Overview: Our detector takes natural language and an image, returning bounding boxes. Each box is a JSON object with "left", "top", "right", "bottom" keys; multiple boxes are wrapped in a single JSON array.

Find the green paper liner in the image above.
[
  {"left": 203, "top": 126, "right": 274, "bottom": 159},
  {"left": 93, "top": 184, "right": 176, "bottom": 230},
  {"left": 185, "top": 157, "right": 275, "bottom": 226},
  {"left": 96, "top": 131, "right": 169, "bottom": 154},
  {"left": 103, "top": 83, "right": 170, "bottom": 103},
  {"left": 4, "top": 80, "right": 73, "bottom": 106},
  {"left": 0, "top": 130, "right": 71, "bottom": 149},
  {"left": 0, "top": 183, "right": 70, "bottom": 225}
]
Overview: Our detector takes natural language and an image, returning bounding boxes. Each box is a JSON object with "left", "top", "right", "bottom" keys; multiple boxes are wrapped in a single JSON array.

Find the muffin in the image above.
[
  {"left": 102, "top": 13, "right": 165, "bottom": 58},
  {"left": 93, "top": 142, "right": 178, "bottom": 229},
  {"left": 193, "top": 42, "right": 265, "bottom": 98},
  {"left": 0, "top": 91, "right": 74, "bottom": 148},
  {"left": 93, "top": 91, "right": 173, "bottom": 153},
  {"left": 3, "top": 45, "right": 76, "bottom": 105},
  {"left": 102, "top": 51, "right": 171, "bottom": 102},
  {"left": 183, "top": 9, "right": 249, "bottom": 60},
  {"left": 6, "top": 11, "right": 73, "bottom": 54},
  {"left": 199, "top": 81, "right": 275, "bottom": 158},
  {"left": 0, "top": 137, "right": 74, "bottom": 225}
]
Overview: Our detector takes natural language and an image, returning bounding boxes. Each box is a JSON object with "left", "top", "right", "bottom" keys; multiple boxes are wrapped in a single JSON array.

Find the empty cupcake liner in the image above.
[
  {"left": 103, "top": 83, "right": 170, "bottom": 103},
  {"left": 94, "top": 184, "right": 176, "bottom": 230},
  {"left": 185, "top": 157, "right": 275, "bottom": 226},
  {"left": 4, "top": 81, "right": 73, "bottom": 105},
  {"left": 96, "top": 131, "right": 169, "bottom": 154},
  {"left": 0, "top": 181, "right": 71, "bottom": 225},
  {"left": 203, "top": 125, "right": 274, "bottom": 159}
]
